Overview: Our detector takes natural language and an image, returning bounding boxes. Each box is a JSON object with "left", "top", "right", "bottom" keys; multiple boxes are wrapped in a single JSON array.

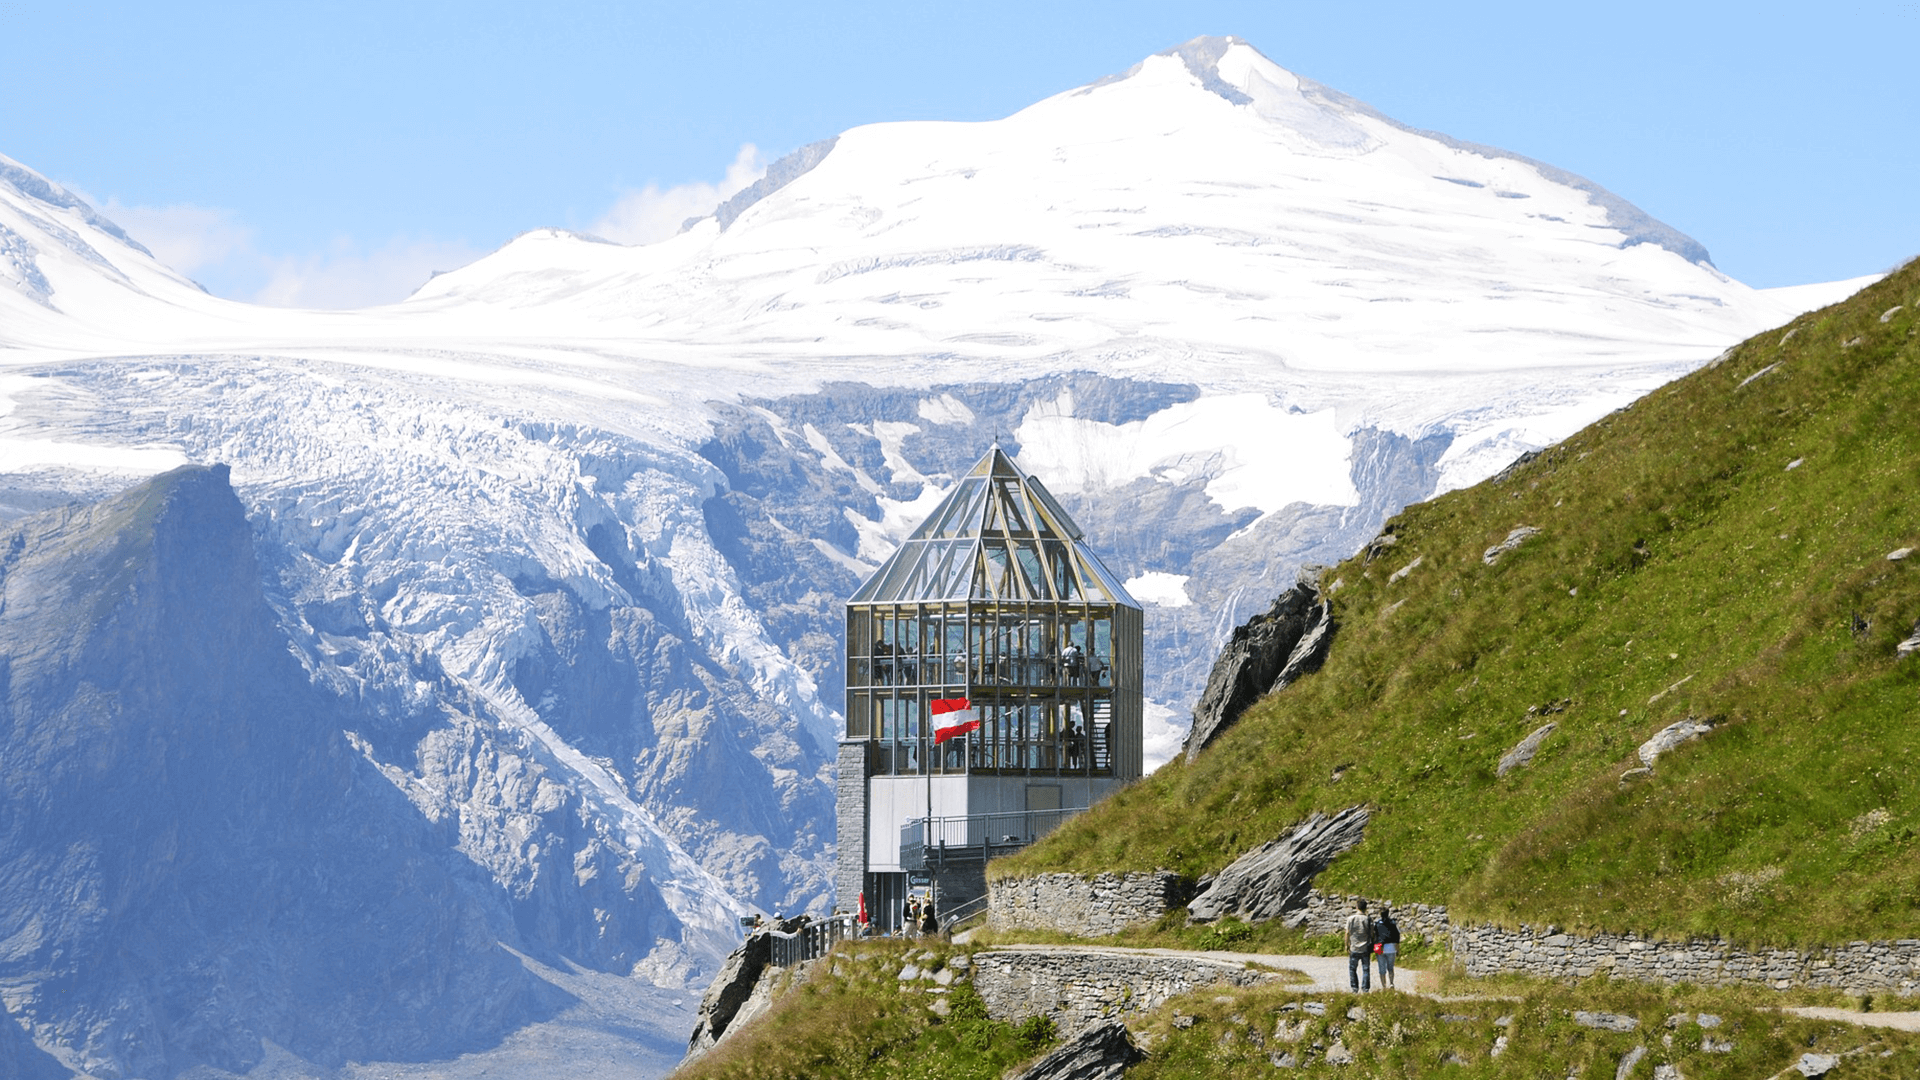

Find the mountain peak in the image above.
[{"left": 0, "top": 152, "right": 153, "bottom": 257}]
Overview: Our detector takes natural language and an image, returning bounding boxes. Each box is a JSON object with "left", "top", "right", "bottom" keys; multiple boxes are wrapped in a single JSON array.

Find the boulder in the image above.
[
  {"left": 1796, "top": 1053, "right": 1839, "bottom": 1077},
  {"left": 1637, "top": 717, "right": 1716, "bottom": 767},
  {"left": 1897, "top": 619, "right": 1920, "bottom": 658},
  {"left": 1185, "top": 581, "right": 1335, "bottom": 762},
  {"left": 1497, "top": 722, "right": 1556, "bottom": 777},
  {"left": 1614, "top": 1045, "right": 1646, "bottom": 1080},
  {"left": 1009, "top": 1020, "right": 1146, "bottom": 1080},
  {"left": 1483, "top": 525, "right": 1541, "bottom": 566},
  {"left": 1188, "top": 806, "right": 1370, "bottom": 924},
  {"left": 1575, "top": 1011, "right": 1640, "bottom": 1033}
]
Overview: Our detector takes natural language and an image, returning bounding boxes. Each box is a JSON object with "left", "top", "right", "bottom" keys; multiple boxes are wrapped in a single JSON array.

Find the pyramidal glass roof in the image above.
[{"left": 851, "top": 448, "right": 1140, "bottom": 607}]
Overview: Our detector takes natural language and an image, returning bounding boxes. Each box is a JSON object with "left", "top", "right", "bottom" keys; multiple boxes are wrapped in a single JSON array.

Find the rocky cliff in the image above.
[{"left": 0, "top": 466, "right": 564, "bottom": 1078}]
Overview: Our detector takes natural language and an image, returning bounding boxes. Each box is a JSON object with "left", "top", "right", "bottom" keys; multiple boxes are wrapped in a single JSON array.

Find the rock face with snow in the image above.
[
  {"left": 0, "top": 466, "right": 568, "bottom": 1079},
  {"left": 0, "top": 33, "right": 1872, "bottom": 1076}
]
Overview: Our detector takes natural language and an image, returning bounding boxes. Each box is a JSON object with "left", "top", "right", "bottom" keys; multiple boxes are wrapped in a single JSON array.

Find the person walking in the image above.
[
  {"left": 1374, "top": 905, "right": 1402, "bottom": 989},
  {"left": 1344, "top": 898, "right": 1374, "bottom": 992}
]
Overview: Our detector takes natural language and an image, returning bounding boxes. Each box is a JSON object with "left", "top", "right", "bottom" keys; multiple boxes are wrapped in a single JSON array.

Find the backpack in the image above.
[{"left": 1375, "top": 915, "right": 1401, "bottom": 945}]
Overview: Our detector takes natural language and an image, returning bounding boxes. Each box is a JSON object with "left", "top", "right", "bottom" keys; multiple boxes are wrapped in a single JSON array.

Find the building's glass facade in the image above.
[{"left": 844, "top": 448, "right": 1144, "bottom": 782}]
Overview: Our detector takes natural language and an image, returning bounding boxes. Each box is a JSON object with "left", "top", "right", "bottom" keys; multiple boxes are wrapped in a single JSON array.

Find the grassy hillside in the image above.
[
  {"left": 1000, "top": 259, "right": 1920, "bottom": 947},
  {"left": 678, "top": 944, "right": 1920, "bottom": 1080}
]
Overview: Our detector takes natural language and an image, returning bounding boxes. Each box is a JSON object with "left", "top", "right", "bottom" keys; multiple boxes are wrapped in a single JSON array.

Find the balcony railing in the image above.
[
  {"left": 899, "top": 806, "right": 1088, "bottom": 870},
  {"left": 767, "top": 914, "right": 859, "bottom": 968}
]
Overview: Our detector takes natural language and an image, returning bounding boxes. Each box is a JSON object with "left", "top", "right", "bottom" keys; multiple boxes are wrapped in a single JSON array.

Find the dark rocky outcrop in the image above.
[
  {"left": 1187, "top": 806, "right": 1370, "bottom": 924},
  {"left": 1184, "top": 581, "right": 1335, "bottom": 763},
  {"left": 683, "top": 918, "right": 805, "bottom": 1062},
  {"left": 1009, "top": 1020, "right": 1146, "bottom": 1080}
]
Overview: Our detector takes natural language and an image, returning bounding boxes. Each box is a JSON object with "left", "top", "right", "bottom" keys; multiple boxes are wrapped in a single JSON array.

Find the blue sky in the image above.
[{"left": 3, "top": 0, "right": 1915, "bottom": 305}]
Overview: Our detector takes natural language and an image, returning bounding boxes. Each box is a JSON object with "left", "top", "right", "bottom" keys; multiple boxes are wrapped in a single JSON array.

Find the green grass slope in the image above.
[{"left": 1001, "top": 260, "right": 1920, "bottom": 948}]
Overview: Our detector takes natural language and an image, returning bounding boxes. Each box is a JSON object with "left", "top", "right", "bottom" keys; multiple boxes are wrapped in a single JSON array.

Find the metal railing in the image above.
[
  {"left": 939, "top": 893, "right": 991, "bottom": 935},
  {"left": 767, "top": 914, "right": 859, "bottom": 968},
  {"left": 899, "top": 806, "right": 1088, "bottom": 870}
]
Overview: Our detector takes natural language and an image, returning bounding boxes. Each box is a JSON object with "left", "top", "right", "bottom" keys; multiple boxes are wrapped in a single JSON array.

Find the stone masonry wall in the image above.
[
  {"left": 834, "top": 741, "right": 868, "bottom": 914},
  {"left": 1451, "top": 924, "right": 1920, "bottom": 996},
  {"left": 987, "top": 874, "right": 1920, "bottom": 996},
  {"left": 1290, "top": 889, "right": 1452, "bottom": 941},
  {"left": 987, "top": 871, "right": 1186, "bottom": 937},
  {"left": 972, "top": 950, "right": 1281, "bottom": 1034}
]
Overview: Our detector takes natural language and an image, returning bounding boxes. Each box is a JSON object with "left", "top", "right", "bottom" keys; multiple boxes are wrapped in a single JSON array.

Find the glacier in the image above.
[{"left": 0, "top": 34, "right": 1874, "bottom": 1078}]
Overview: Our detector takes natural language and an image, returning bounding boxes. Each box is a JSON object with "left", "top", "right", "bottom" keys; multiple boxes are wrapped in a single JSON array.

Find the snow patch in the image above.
[
  {"left": 0, "top": 438, "right": 189, "bottom": 475},
  {"left": 1016, "top": 392, "right": 1357, "bottom": 516},
  {"left": 917, "top": 393, "right": 976, "bottom": 426}
]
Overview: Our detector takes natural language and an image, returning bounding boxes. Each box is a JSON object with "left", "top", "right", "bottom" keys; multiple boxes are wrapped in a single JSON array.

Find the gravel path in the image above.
[
  {"left": 1779, "top": 1006, "right": 1920, "bottom": 1032},
  {"left": 975, "top": 943, "right": 1428, "bottom": 994}
]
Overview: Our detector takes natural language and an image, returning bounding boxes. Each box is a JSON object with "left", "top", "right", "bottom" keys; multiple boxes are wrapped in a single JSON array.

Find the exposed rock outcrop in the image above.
[
  {"left": 1897, "top": 618, "right": 1920, "bottom": 658},
  {"left": 1498, "top": 722, "right": 1557, "bottom": 777},
  {"left": 683, "top": 919, "right": 805, "bottom": 1062},
  {"left": 1009, "top": 1020, "right": 1146, "bottom": 1080},
  {"left": 1483, "top": 525, "right": 1541, "bottom": 566},
  {"left": 1187, "top": 806, "right": 1370, "bottom": 924},
  {"left": 1638, "top": 717, "right": 1717, "bottom": 767},
  {"left": 1184, "top": 581, "right": 1335, "bottom": 762}
]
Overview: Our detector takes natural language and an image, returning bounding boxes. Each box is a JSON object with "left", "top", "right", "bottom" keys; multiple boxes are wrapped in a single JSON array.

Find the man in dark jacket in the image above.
[{"left": 1373, "top": 906, "right": 1402, "bottom": 989}]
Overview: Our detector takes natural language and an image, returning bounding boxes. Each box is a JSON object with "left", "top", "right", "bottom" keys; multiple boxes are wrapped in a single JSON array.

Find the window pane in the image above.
[
  {"left": 1013, "top": 541, "right": 1044, "bottom": 598},
  {"left": 997, "top": 482, "right": 1029, "bottom": 534}
]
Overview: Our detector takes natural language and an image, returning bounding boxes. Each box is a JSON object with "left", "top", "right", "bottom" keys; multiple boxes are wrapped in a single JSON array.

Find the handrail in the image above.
[
  {"left": 899, "top": 806, "right": 1089, "bottom": 870},
  {"left": 766, "top": 913, "right": 859, "bottom": 968},
  {"left": 939, "top": 893, "right": 990, "bottom": 934}
]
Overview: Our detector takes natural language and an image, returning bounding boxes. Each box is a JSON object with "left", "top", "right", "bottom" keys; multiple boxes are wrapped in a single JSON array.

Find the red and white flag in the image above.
[{"left": 930, "top": 698, "right": 980, "bottom": 744}]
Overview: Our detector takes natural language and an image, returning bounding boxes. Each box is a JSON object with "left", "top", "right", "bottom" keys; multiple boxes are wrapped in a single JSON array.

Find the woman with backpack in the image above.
[{"left": 1373, "top": 906, "right": 1403, "bottom": 989}]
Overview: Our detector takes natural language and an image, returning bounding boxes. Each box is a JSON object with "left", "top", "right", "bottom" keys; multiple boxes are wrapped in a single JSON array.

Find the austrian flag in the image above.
[{"left": 930, "top": 698, "right": 980, "bottom": 744}]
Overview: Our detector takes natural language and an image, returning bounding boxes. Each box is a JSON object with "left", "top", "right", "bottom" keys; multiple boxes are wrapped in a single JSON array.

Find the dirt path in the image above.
[
  {"left": 1779, "top": 1006, "right": 1920, "bottom": 1033},
  {"left": 974, "top": 942, "right": 1429, "bottom": 994}
]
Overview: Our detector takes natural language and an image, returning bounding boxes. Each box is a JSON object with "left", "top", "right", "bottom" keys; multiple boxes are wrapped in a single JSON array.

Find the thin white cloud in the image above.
[
  {"left": 87, "top": 142, "right": 767, "bottom": 309},
  {"left": 589, "top": 144, "right": 766, "bottom": 245},
  {"left": 98, "top": 196, "right": 483, "bottom": 309},
  {"left": 99, "top": 199, "right": 255, "bottom": 279},
  {"left": 253, "top": 237, "right": 487, "bottom": 310}
]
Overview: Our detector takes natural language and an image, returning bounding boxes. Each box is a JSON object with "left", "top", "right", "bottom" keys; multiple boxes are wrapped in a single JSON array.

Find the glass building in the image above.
[{"left": 834, "top": 447, "right": 1143, "bottom": 928}]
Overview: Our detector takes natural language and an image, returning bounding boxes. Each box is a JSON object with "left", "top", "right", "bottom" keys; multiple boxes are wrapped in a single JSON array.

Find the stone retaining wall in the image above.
[
  {"left": 1288, "top": 889, "right": 1452, "bottom": 941},
  {"left": 1452, "top": 924, "right": 1920, "bottom": 996},
  {"left": 987, "top": 874, "right": 1920, "bottom": 996},
  {"left": 972, "top": 950, "right": 1280, "bottom": 1033},
  {"left": 987, "top": 871, "right": 1185, "bottom": 937}
]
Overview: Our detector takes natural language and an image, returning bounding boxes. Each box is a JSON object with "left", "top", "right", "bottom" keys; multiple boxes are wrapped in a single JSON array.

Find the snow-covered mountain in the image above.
[{"left": 0, "top": 35, "right": 1870, "bottom": 1078}]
